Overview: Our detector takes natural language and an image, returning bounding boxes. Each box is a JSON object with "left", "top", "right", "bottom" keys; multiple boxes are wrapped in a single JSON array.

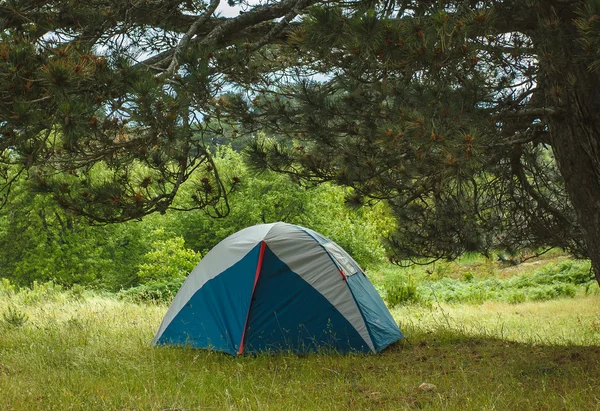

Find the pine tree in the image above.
[
  {"left": 0, "top": 0, "right": 314, "bottom": 221},
  {"left": 3, "top": 1, "right": 600, "bottom": 284},
  {"left": 226, "top": 1, "right": 600, "bottom": 282}
]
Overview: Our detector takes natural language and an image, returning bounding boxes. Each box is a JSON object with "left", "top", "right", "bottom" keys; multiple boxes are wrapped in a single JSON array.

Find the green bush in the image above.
[
  {"left": 119, "top": 230, "right": 200, "bottom": 302},
  {"left": 169, "top": 146, "right": 390, "bottom": 268},
  {"left": 0, "top": 278, "right": 17, "bottom": 297},
  {"left": 528, "top": 283, "right": 576, "bottom": 301},
  {"left": 383, "top": 275, "right": 419, "bottom": 307},
  {"left": 136, "top": 230, "right": 200, "bottom": 284},
  {"left": 506, "top": 291, "right": 526, "bottom": 304},
  {"left": 463, "top": 271, "right": 475, "bottom": 282},
  {"left": 378, "top": 258, "right": 592, "bottom": 306},
  {"left": 119, "top": 277, "right": 185, "bottom": 303},
  {"left": 20, "top": 281, "right": 64, "bottom": 304},
  {"left": 2, "top": 306, "right": 28, "bottom": 327},
  {"left": 0, "top": 191, "right": 152, "bottom": 290},
  {"left": 68, "top": 284, "right": 87, "bottom": 301}
]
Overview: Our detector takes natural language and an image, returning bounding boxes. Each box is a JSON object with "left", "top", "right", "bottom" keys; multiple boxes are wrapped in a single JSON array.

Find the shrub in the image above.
[
  {"left": 383, "top": 275, "right": 419, "bottom": 307},
  {"left": 378, "top": 257, "right": 591, "bottom": 306},
  {"left": 528, "top": 283, "right": 576, "bottom": 301},
  {"left": 463, "top": 271, "right": 475, "bottom": 282},
  {"left": 119, "top": 277, "right": 185, "bottom": 303},
  {"left": 68, "top": 284, "right": 86, "bottom": 301},
  {"left": 2, "top": 306, "right": 28, "bottom": 327},
  {"left": 506, "top": 291, "right": 526, "bottom": 304},
  {"left": 20, "top": 281, "right": 64, "bottom": 304},
  {"left": 0, "top": 278, "right": 17, "bottom": 297},
  {"left": 0, "top": 195, "right": 152, "bottom": 290},
  {"left": 136, "top": 230, "right": 200, "bottom": 284},
  {"left": 521, "top": 260, "right": 593, "bottom": 286}
]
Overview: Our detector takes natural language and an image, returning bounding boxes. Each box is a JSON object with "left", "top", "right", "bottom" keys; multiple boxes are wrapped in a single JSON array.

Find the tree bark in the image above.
[{"left": 542, "top": 15, "right": 600, "bottom": 284}]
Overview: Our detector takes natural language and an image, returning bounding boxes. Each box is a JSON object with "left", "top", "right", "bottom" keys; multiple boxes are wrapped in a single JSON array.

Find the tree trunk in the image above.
[{"left": 542, "top": 18, "right": 600, "bottom": 284}]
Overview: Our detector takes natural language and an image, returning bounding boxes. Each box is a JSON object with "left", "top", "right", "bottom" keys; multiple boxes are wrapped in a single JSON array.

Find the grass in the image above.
[
  {"left": 396, "top": 297, "right": 600, "bottom": 346},
  {"left": 369, "top": 254, "right": 596, "bottom": 307},
  {"left": 1, "top": 277, "right": 600, "bottom": 410}
]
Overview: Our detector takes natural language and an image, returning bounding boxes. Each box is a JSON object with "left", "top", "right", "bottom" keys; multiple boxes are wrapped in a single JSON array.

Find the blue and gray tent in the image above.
[{"left": 152, "top": 222, "right": 403, "bottom": 355}]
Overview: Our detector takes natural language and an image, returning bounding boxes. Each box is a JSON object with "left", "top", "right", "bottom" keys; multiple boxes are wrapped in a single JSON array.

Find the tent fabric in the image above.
[
  {"left": 155, "top": 243, "right": 263, "bottom": 354},
  {"left": 346, "top": 273, "right": 404, "bottom": 351},
  {"left": 264, "top": 224, "right": 374, "bottom": 349},
  {"left": 242, "top": 246, "right": 370, "bottom": 353},
  {"left": 152, "top": 222, "right": 403, "bottom": 355},
  {"left": 153, "top": 223, "right": 276, "bottom": 341}
]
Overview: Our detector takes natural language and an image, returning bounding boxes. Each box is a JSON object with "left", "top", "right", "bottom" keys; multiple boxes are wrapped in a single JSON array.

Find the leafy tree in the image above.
[
  {"left": 0, "top": 185, "right": 153, "bottom": 289},
  {"left": 0, "top": 171, "right": 156, "bottom": 289},
  {"left": 0, "top": 144, "right": 388, "bottom": 289},
  {"left": 136, "top": 229, "right": 200, "bottom": 283},
  {"left": 169, "top": 146, "right": 390, "bottom": 266},
  {"left": 2, "top": 0, "right": 600, "bottom": 284}
]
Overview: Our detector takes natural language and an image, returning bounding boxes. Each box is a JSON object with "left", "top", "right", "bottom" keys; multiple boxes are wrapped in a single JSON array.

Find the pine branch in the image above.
[
  {"left": 137, "top": 0, "right": 313, "bottom": 71},
  {"left": 511, "top": 152, "right": 578, "bottom": 233},
  {"left": 165, "top": 0, "right": 221, "bottom": 76},
  {"left": 196, "top": 0, "right": 316, "bottom": 47},
  {"left": 493, "top": 107, "right": 558, "bottom": 120},
  {"left": 495, "top": 127, "right": 550, "bottom": 147},
  {"left": 250, "top": 0, "right": 313, "bottom": 52}
]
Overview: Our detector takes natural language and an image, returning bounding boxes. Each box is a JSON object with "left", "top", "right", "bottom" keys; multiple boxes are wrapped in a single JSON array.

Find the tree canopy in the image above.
[
  {"left": 0, "top": 0, "right": 317, "bottom": 221},
  {"left": 1, "top": 1, "right": 600, "bottom": 281}
]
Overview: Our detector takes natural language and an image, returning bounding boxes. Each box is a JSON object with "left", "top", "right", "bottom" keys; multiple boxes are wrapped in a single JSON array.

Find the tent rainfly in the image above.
[{"left": 152, "top": 222, "right": 403, "bottom": 355}]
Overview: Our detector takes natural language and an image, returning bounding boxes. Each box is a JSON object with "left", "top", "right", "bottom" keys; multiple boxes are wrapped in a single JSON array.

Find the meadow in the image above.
[{"left": 2, "top": 255, "right": 600, "bottom": 410}]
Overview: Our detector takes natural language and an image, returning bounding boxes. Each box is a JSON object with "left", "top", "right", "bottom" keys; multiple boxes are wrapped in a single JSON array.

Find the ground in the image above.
[{"left": 1, "top": 257, "right": 600, "bottom": 410}]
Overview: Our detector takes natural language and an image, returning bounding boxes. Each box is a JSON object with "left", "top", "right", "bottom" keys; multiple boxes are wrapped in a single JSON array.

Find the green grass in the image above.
[
  {"left": 2, "top": 281, "right": 600, "bottom": 410},
  {"left": 396, "top": 297, "right": 600, "bottom": 346},
  {"left": 370, "top": 255, "right": 596, "bottom": 307}
]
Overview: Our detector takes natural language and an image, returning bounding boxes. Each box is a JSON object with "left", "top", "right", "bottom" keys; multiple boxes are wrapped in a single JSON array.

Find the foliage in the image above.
[
  {"left": 136, "top": 230, "right": 200, "bottom": 284},
  {"left": 18, "top": 281, "right": 65, "bottom": 305},
  {"left": 119, "top": 277, "right": 186, "bottom": 303},
  {"left": 4, "top": 0, "right": 600, "bottom": 288},
  {"left": 0, "top": 278, "right": 16, "bottom": 297},
  {"left": 378, "top": 258, "right": 594, "bottom": 306},
  {"left": 2, "top": 0, "right": 600, "bottom": 283},
  {"left": 383, "top": 274, "right": 418, "bottom": 307},
  {"left": 68, "top": 284, "right": 87, "bottom": 301},
  {"left": 120, "top": 229, "right": 200, "bottom": 302},
  {"left": 0, "top": 0, "right": 300, "bottom": 221},
  {"left": 2, "top": 305, "right": 28, "bottom": 327},
  {"left": 0, "top": 144, "right": 390, "bottom": 289},
  {"left": 0, "top": 187, "right": 152, "bottom": 290},
  {"left": 170, "top": 146, "right": 390, "bottom": 267},
  {"left": 225, "top": 0, "right": 600, "bottom": 282}
]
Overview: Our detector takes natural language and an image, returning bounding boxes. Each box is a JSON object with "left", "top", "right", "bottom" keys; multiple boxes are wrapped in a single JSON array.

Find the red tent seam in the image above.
[{"left": 237, "top": 241, "right": 266, "bottom": 355}]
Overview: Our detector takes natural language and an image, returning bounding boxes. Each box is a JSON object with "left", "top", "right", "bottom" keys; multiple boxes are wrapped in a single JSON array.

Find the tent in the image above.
[{"left": 152, "top": 222, "right": 403, "bottom": 355}]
